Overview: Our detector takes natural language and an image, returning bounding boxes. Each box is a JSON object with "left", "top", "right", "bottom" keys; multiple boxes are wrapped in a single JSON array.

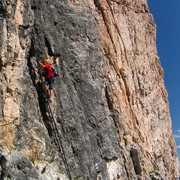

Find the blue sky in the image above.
[{"left": 147, "top": 0, "right": 180, "bottom": 160}]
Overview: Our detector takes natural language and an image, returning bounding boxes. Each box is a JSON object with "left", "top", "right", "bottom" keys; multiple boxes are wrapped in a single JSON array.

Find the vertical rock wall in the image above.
[{"left": 0, "top": 0, "right": 178, "bottom": 179}]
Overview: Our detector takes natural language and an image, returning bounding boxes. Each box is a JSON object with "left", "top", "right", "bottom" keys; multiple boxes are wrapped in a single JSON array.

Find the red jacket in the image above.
[{"left": 42, "top": 64, "right": 54, "bottom": 78}]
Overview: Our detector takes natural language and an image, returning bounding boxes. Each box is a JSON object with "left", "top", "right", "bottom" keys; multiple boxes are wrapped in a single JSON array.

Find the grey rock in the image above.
[
  {"left": 130, "top": 146, "right": 142, "bottom": 175},
  {"left": 0, "top": 0, "right": 178, "bottom": 180},
  {"left": 0, "top": 148, "right": 40, "bottom": 180}
]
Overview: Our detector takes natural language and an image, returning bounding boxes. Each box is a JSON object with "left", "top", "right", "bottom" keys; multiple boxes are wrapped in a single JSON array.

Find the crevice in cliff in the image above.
[
  {"left": 120, "top": 153, "right": 132, "bottom": 179},
  {"left": 27, "top": 39, "right": 72, "bottom": 180},
  {"left": 0, "top": 58, "right": 2, "bottom": 72},
  {"left": 44, "top": 36, "right": 61, "bottom": 58},
  {"left": 93, "top": 0, "right": 117, "bottom": 55},
  {"left": 93, "top": 0, "right": 129, "bottom": 67},
  {"left": 0, "top": 1, "right": 7, "bottom": 18},
  {"left": 104, "top": 86, "right": 124, "bottom": 156},
  {"left": 119, "top": 68, "right": 141, "bottom": 129},
  {"left": 44, "top": 36, "right": 54, "bottom": 57},
  {"left": 130, "top": 146, "right": 142, "bottom": 175},
  {"left": 105, "top": 86, "right": 121, "bottom": 132},
  {"left": 27, "top": 38, "right": 61, "bottom": 142},
  {"left": 119, "top": 69, "right": 131, "bottom": 104},
  {"left": 105, "top": 86, "right": 113, "bottom": 111},
  {"left": 27, "top": 40, "right": 53, "bottom": 136},
  {"left": 0, "top": 1, "right": 7, "bottom": 71}
]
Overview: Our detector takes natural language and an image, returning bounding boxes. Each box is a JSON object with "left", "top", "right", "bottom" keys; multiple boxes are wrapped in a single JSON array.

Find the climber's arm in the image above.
[{"left": 36, "top": 60, "right": 45, "bottom": 68}]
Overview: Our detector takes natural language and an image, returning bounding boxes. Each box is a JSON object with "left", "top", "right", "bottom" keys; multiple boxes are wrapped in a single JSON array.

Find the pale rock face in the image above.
[
  {"left": 0, "top": 0, "right": 178, "bottom": 179},
  {"left": 90, "top": 0, "right": 178, "bottom": 178}
]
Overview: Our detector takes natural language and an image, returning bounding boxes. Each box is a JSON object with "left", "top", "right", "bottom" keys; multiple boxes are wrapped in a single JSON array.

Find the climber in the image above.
[{"left": 36, "top": 59, "right": 55, "bottom": 103}]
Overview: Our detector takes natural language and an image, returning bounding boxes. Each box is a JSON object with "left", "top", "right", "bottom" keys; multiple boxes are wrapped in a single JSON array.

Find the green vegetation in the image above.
[{"left": 123, "top": 137, "right": 128, "bottom": 146}]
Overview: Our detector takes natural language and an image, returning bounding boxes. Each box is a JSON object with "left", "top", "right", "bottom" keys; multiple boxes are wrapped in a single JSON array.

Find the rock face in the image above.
[{"left": 0, "top": 0, "right": 178, "bottom": 179}]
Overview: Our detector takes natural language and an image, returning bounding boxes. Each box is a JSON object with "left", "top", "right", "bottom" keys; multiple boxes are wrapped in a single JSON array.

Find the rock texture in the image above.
[{"left": 0, "top": 0, "right": 178, "bottom": 179}]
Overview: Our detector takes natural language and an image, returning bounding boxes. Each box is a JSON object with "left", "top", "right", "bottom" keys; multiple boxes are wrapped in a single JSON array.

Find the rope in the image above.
[
  {"left": 0, "top": 115, "right": 18, "bottom": 126},
  {"left": 44, "top": 100, "right": 72, "bottom": 180}
]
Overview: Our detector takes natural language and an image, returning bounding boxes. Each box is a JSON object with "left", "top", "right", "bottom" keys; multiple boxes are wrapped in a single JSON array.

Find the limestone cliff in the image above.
[{"left": 0, "top": 0, "right": 178, "bottom": 179}]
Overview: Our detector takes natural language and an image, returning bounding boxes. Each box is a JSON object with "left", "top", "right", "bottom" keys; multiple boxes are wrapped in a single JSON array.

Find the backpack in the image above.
[{"left": 52, "top": 68, "right": 58, "bottom": 77}]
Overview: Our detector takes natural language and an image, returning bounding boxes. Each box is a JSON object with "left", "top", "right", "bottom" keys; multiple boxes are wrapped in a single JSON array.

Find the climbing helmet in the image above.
[{"left": 43, "top": 59, "right": 51, "bottom": 64}]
